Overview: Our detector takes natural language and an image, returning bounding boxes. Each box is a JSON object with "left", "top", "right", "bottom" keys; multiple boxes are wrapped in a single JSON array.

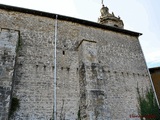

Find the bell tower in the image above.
[{"left": 98, "top": 0, "right": 124, "bottom": 28}]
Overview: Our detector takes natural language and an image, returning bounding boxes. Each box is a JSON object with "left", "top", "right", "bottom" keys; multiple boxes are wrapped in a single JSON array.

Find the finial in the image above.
[{"left": 101, "top": 0, "right": 104, "bottom": 6}]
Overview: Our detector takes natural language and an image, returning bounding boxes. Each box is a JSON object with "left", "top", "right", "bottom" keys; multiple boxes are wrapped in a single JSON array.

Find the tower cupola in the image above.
[{"left": 98, "top": 3, "right": 124, "bottom": 28}]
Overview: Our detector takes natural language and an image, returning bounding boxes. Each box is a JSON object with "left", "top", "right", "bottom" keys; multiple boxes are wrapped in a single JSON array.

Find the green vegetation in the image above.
[
  {"left": 137, "top": 85, "right": 160, "bottom": 120},
  {"left": 9, "top": 97, "right": 20, "bottom": 118}
]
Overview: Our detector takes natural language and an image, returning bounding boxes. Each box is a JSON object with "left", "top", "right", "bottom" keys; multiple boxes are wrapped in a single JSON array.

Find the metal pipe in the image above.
[
  {"left": 138, "top": 38, "right": 160, "bottom": 109},
  {"left": 53, "top": 14, "right": 58, "bottom": 120}
]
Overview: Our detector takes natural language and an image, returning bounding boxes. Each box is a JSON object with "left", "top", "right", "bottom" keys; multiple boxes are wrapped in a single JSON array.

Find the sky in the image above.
[{"left": 0, "top": 0, "right": 159, "bottom": 68}]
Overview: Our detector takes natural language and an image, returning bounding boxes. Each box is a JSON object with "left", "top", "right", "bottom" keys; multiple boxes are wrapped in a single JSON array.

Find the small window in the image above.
[
  {"left": 52, "top": 66, "right": 54, "bottom": 71},
  {"left": 36, "top": 65, "right": 38, "bottom": 71},
  {"left": 67, "top": 67, "right": 70, "bottom": 71},
  {"left": 44, "top": 65, "right": 46, "bottom": 71},
  {"left": 63, "top": 51, "right": 65, "bottom": 55}
]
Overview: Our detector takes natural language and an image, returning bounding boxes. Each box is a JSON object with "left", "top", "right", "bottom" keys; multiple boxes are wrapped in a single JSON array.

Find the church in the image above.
[{"left": 0, "top": 2, "right": 154, "bottom": 120}]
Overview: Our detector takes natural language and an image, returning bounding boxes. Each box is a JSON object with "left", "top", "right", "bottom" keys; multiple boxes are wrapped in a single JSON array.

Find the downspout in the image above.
[{"left": 52, "top": 14, "right": 58, "bottom": 120}]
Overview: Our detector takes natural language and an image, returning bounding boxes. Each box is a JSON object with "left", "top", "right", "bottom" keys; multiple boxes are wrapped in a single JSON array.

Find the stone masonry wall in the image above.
[
  {"left": 0, "top": 28, "right": 19, "bottom": 120},
  {"left": 78, "top": 40, "right": 108, "bottom": 119},
  {"left": 0, "top": 8, "right": 152, "bottom": 120}
]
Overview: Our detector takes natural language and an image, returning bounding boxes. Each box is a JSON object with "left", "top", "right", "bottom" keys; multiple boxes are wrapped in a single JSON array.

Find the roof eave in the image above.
[{"left": 0, "top": 4, "right": 142, "bottom": 37}]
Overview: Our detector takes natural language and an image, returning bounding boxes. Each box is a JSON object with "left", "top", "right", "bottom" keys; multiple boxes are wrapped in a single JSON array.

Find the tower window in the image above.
[{"left": 114, "top": 24, "right": 118, "bottom": 27}]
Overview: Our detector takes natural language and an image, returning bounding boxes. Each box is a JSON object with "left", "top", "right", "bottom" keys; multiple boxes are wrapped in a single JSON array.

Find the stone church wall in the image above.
[
  {"left": 0, "top": 7, "right": 151, "bottom": 120},
  {"left": 0, "top": 28, "right": 19, "bottom": 120}
]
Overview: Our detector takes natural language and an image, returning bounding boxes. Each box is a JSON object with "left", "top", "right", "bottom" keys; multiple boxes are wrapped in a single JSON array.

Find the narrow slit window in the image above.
[
  {"left": 63, "top": 51, "right": 65, "bottom": 55},
  {"left": 52, "top": 66, "right": 54, "bottom": 71},
  {"left": 36, "top": 65, "right": 38, "bottom": 70},
  {"left": 44, "top": 65, "right": 46, "bottom": 71}
]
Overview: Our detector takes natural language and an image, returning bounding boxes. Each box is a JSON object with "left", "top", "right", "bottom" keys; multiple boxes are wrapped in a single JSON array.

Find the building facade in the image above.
[
  {"left": 0, "top": 4, "right": 152, "bottom": 120},
  {"left": 149, "top": 67, "right": 160, "bottom": 104}
]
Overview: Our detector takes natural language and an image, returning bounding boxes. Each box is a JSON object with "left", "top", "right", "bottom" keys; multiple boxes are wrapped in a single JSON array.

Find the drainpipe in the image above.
[{"left": 52, "top": 14, "right": 58, "bottom": 120}]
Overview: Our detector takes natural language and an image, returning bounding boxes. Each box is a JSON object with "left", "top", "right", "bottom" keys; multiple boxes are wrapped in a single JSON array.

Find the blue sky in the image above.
[{"left": 0, "top": 0, "right": 159, "bottom": 68}]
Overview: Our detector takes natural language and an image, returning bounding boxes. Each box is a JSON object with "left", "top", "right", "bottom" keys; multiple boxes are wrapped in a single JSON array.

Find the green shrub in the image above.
[{"left": 137, "top": 86, "right": 160, "bottom": 120}]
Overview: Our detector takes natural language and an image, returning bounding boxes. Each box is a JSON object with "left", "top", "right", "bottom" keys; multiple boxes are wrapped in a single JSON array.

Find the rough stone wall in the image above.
[
  {"left": 0, "top": 9, "right": 80, "bottom": 120},
  {"left": 0, "top": 28, "right": 19, "bottom": 120},
  {"left": 78, "top": 40, "right": 108, "bottom": 120},
  {"left": 0, "top": 8, "right": 152, "bottom": 120},
  {"left": 96, "top": 32, "right": 151, "bottom": 120}
]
